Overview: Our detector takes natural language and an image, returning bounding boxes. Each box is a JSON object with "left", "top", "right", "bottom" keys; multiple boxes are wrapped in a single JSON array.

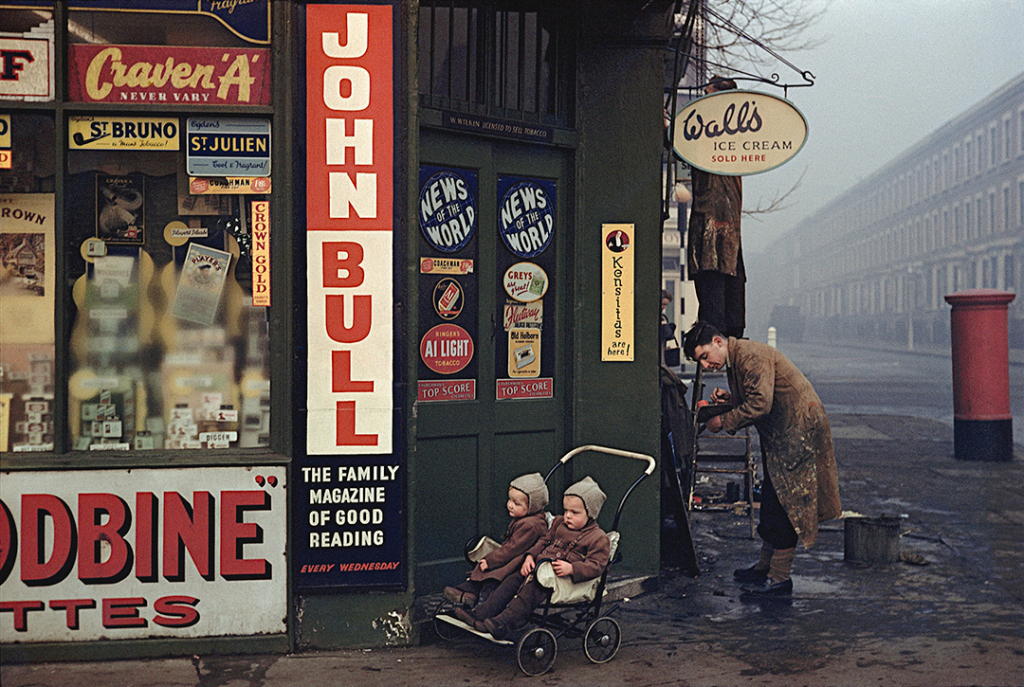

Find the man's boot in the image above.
[
  {"left": 741, "top": 547, "right": 794, "bottom": 596},
  {"left": 733, "top": 542, "right": 772, "bottom": 582}
]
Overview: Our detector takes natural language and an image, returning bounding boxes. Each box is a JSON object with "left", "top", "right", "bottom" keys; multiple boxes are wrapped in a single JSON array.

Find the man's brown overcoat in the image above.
[{"left": 719, "top": 338, "right": 841, "bottom": 548}]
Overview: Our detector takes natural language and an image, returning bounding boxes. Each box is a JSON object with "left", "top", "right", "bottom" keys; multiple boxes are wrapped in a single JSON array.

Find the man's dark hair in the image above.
[
  {"left": 707, "top": 75, "right": 738, "bottom": 92},
  {"left": 683, "top": 320, "right": 723, "bottom": 361}
]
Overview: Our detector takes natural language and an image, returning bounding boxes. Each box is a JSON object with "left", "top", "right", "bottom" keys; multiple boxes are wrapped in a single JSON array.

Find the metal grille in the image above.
[{"left": 418, "top": 1, "right": 570, "bottom": 126}]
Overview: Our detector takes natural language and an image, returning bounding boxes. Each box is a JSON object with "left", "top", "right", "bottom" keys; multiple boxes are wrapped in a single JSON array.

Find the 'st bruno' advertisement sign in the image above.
[{"left": 672, "top": 90, "right": 808, "bottom": 176}]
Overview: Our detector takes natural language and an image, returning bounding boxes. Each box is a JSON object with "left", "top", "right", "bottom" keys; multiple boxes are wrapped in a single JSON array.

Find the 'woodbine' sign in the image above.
[{"left": 672, "top": 89, "right": 808, "bottom": 176}]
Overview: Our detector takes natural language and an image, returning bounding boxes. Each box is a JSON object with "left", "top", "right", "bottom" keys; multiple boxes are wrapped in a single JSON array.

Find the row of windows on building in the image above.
[
  {"left": 805, "top": 251, "right": 1017, "bottom": 319},
  {"left": 815, "top": 177, "right": 1024, "bottom": 279}
]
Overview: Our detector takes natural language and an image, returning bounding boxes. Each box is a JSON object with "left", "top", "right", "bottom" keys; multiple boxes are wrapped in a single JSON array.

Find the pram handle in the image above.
[
  {"left": 554, "top": 444, "right": 656, "bottom": 476},
  {"left": 544, "top": 445, "right": 656, "bottom": 533}
]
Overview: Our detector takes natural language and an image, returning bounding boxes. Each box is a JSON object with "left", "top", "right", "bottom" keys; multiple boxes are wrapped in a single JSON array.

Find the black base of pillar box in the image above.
[{"left": 954, "top": 418, "right": 1014, "bottom": 462}]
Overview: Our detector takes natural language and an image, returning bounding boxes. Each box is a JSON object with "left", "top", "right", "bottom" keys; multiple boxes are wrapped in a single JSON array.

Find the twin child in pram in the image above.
[{"left": 443, "top": 473, "right": 610, "bottom": 640}]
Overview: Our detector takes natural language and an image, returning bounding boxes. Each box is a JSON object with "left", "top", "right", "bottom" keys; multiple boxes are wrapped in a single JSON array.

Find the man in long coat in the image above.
[
  {"left": 683, "top": 321, "right": 841, "bottom": 595},
  {"left": 687, "top": 77, "right": 745, "bottom": 338}
]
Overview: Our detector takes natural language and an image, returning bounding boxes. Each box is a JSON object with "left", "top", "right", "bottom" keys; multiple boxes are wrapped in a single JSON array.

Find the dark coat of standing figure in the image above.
[{"left": 686, "top": 77, "right": 745, "bottom": 338}]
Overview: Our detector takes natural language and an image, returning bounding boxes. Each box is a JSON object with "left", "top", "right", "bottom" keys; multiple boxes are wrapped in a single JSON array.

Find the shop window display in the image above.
[{"left": 65, "top": 129, "right": 271, "bottom": 451}]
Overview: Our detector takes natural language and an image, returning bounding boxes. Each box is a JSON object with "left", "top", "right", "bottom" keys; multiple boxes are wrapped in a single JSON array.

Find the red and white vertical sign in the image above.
[
  {"left": 305, "top": 5, "right": 393, "bottom": 455},
  {"left": 251, "top": 200, "right": 270, "bottom": 306}
]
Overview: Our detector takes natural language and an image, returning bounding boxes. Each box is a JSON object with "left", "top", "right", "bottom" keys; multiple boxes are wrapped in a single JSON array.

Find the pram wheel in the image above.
[
  {"left": 433, "top": 605, "right": 463, "bottom": 642},
  {"left": 583, "top": 616, "right": 621, "bottom": 663},
  {"left": 516, "top": 627, "right": 557, "bottom": 676}
]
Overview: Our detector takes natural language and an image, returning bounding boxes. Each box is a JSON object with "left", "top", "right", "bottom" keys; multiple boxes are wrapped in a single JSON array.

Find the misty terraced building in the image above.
[{"left": 757, "top": 72, "right": 1024, "bottom": 348}]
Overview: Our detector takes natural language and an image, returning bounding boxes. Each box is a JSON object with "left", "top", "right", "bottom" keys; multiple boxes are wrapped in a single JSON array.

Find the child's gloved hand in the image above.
[{"left": 551, "top": 560, "right": 574, "bottom": 577}]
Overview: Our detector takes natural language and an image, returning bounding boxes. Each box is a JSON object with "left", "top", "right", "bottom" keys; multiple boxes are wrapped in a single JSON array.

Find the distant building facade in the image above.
[{"left": 758, "top": 73, "right": 1024, "bottom": 348}]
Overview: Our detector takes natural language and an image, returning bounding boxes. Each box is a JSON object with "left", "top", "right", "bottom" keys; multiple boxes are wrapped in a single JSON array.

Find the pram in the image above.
[{"left": 434, "top": 445, "right": 656, "bottom": 676}]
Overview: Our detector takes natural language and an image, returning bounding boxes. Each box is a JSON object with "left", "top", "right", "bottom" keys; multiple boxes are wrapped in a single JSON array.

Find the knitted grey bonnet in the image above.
[
  {"left": 564, "top": 476, "right": 607, "bottom": 520},
  {"left": 509, "top": 472, "right": 549, "bottom": 514}
]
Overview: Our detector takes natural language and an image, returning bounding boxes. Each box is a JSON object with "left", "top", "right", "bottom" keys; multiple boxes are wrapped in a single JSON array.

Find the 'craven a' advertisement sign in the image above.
[
  {"left": 68, "top": 45, "right": 272, "bottom": 106},
  {"left": 672, "top": 89, "right": 808, "bottom": 176},
  {"left": 0, "top": 467, "right": 286, "bottom": 642}
]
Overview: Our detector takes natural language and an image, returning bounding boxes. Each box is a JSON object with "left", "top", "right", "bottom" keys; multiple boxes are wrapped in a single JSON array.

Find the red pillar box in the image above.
[{"left": 944, "top": 289, "right": 1016, "bottom": 462}]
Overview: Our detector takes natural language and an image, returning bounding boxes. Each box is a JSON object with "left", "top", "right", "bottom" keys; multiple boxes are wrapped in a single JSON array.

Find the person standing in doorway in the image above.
[
  {"left": 683, "top": 321, "right": 841, "bottom": 595},
  {"left": 686, "top": 76, "right": 745, "bottom": 338}
]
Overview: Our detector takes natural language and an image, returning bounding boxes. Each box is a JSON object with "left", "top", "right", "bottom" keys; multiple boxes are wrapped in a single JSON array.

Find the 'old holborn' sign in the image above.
[{"left": 672, "top": 89, "right": 808, "bottom": 176}]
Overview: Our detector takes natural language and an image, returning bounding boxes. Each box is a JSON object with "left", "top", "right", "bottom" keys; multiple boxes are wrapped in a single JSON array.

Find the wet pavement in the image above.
[{"left": 3, "top": 414, "right": 1023, "bottom": 686}]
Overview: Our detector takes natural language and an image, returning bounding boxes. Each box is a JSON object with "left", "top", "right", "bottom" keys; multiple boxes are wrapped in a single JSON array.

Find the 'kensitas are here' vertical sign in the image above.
[{"left": 601, "top": 223, "right": 634, "bottom": 361}]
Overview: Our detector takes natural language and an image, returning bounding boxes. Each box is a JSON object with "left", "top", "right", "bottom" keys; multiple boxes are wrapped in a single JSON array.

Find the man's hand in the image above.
[
  {"left": 520, "top": 555, "right": 535, "bottom": 577},
  {"left": 551, "top": 560, "right": 574, "bottom": 577},
  {"left": 706, "top": 414, "right": 723, "bottom": 433},
  {"left": 711, "top": 387, "right": 731, "bottom": 403}
]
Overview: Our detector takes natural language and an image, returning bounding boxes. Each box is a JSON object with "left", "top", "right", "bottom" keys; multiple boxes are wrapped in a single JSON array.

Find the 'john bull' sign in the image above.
[
  {"left": 419, "top": 167, "right": 477, "bottom": 253},
  {"left": 0, "top": 467, "right": 286, "bottom": 642},
  {"left": 672, "top": 90, "right": 808, "bottom": 176},
  {"left": 498, "top": 177, "right": 556, "bottom": 258}
]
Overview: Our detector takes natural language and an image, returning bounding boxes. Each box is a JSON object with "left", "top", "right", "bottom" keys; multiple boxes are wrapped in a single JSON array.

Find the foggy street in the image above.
[{"left": 776, "top": 342, "right": 1024, "bottom": 449}]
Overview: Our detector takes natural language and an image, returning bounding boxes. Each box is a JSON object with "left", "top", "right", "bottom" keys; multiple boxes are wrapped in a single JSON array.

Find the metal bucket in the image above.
[{"left": 844, "top": 516, "right": 900, "bottom": 566}]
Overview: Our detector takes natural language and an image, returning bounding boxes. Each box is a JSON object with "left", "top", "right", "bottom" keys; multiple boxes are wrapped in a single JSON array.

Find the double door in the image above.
[{"left": 413, "top": 130, "right": 572, "bottom": 593}]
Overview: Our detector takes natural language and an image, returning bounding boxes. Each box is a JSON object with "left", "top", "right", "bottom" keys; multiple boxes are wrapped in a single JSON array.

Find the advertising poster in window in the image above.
[
  {"left": 495, "top": 176, "right": 556, "bottom": 400},
  {"left": 0, "top": 194, "right": 56, "bottom": 453},
  {"left": 300, "top": 3, "right": 402, "bottom": 589},
  {"left": 0, "top": 467, "right": 287, "bottom": 642},
  {"left": 417, "top": 165, "right": 478, "bottom": 402}
]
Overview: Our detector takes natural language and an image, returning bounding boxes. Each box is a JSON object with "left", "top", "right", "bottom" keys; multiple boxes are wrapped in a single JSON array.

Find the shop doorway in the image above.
[{"left": 414, "top": 129, "right": 572, "bottom": 593}]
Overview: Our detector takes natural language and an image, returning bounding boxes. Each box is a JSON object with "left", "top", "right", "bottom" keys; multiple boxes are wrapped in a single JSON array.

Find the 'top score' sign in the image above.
[{"left": 672, "top": 90, "right": 808, "bottom": 176}]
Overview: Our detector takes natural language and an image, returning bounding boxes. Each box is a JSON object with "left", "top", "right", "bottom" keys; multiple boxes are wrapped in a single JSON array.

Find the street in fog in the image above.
[{"left": 776, "top": 342, "right": 1024, "bottom": 450}]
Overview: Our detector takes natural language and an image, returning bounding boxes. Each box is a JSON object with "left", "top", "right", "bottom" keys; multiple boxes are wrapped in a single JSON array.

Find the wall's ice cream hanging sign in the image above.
[
  {"left": 672, "top": 90, "right": 808, "bottom": 175},
  {"left": 418, "top": 168, "right": 477, "bottom": 253},
  {"left": 503, "top": 262, "right": 547, "bottom": 303},
  {"left": 498, "top": 178, "right": 555, "bottom": 258}
]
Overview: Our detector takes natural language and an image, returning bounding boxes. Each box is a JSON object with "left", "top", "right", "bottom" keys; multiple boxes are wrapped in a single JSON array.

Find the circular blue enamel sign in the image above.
[
  {"left": 419, "top": 170, "right": 477, "bottom": 253},
  {"left": 499, "top": 180, "right": 554, "bottom": 258}
]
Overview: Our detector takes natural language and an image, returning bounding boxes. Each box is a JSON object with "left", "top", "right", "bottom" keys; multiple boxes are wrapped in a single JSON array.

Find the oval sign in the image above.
[
  {"left": 672, "top": 89, "right": 808, "bottom": 176},
  {"left": 499, "top": 180, "right": 555, "bottom": 257},
  {"left": 419, "top": 169, "right": 477, "bottom": 252},
  {"left": 420, "top": 323, "right": 474, "bottom": 374},
  {"left": 503, "top": 262, "right": 548, "bottom": 303}
]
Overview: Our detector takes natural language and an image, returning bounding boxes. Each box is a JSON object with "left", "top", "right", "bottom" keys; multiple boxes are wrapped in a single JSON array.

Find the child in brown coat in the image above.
[
  {"left": 458, "top": 476, "right": 610, "bottom": 640},
  {"left": 444, "top": 472, "right": 549, "bottom": 608}
]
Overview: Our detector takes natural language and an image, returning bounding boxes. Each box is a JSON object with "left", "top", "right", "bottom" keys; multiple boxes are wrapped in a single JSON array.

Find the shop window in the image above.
[
  {"left": 64, "top": 117, "right": 271, "bottom": 451},
  {"left": 1, "top": 114, "right": 56, "bottom": 453}
]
